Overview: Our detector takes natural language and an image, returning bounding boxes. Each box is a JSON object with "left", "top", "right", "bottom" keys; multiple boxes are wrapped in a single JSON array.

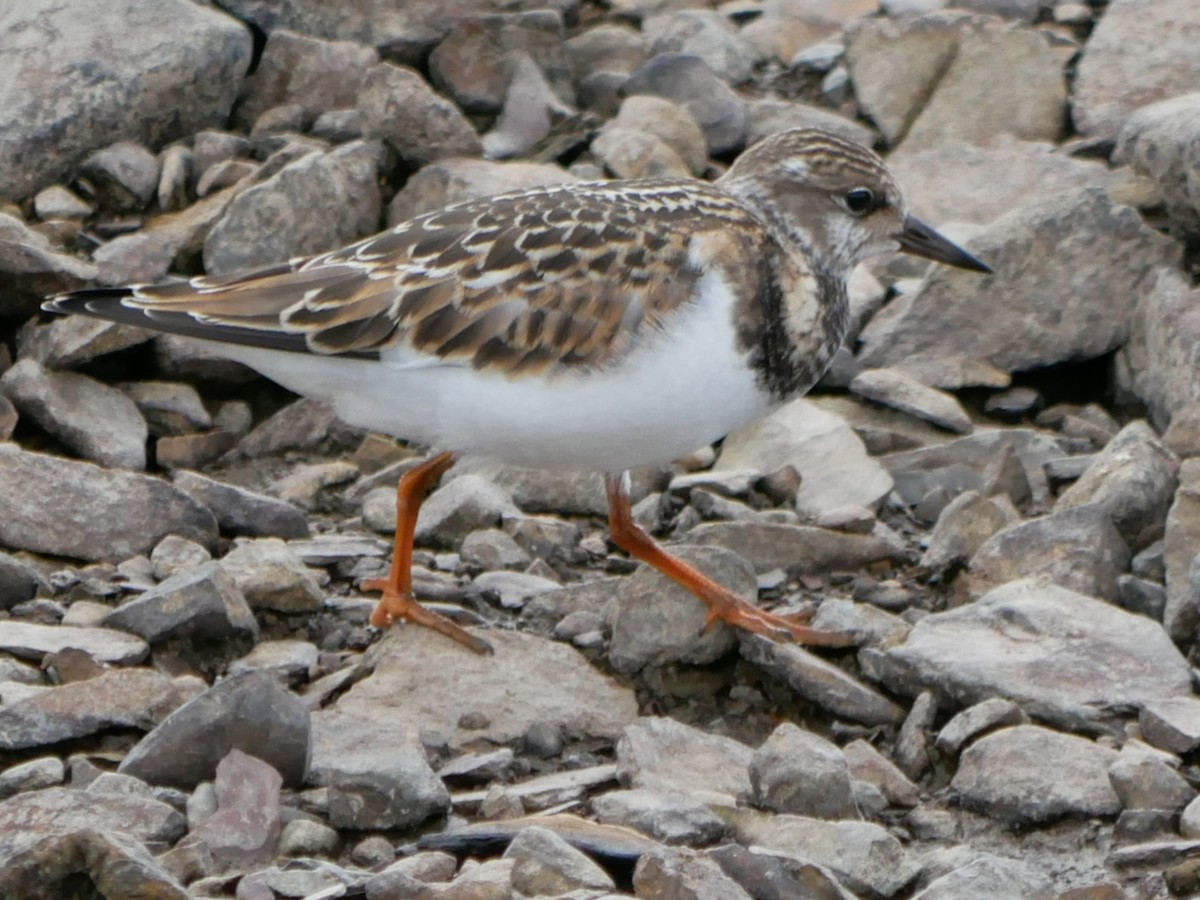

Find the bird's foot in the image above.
[
  {"left": 363, "top": 578, "right": 494, "bottom": 655},
  {"left": 702, "top": 590, "right": 856, "bottom": 648}
]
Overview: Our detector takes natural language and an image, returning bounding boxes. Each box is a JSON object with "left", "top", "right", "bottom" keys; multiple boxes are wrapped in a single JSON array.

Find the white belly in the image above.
[{"left": 205, "top": 271, "right": 776, "bottom": 471}]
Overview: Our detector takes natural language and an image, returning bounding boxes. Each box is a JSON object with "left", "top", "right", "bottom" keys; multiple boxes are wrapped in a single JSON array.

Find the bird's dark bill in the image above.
[{"left": 896, "top": 216, "right": 993, "bottom": 273}]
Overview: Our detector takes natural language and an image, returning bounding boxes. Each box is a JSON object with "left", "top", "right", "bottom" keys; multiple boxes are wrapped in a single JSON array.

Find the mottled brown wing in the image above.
[{"left": 49, "top": 180, "right": 761, "bottom": 376}]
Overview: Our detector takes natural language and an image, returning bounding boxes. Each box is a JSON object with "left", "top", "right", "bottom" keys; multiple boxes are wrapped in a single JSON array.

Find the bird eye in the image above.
[{"left": 844, "top": 188, "right": 876, "bottom": 215}]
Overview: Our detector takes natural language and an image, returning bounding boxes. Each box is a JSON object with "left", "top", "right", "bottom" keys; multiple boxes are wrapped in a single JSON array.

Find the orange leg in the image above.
[
  {"left": 605, "top": 474, "right": 853, "bottom": 647},
  {"left": 363, "top": 451, "right": 493, "bottom": 654}
]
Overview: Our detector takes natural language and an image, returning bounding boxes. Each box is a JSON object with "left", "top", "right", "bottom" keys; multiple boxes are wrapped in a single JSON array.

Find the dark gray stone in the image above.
[
  {"left": 172, "top": 470, "right": 309, "bottom": 539},
  {"left": 103, "top": 561, "right": 259, "bottom": 644}
]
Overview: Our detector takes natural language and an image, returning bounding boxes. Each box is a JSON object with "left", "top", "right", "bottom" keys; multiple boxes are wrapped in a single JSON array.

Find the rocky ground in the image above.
[{"left": 2, "top": 0, "right": 1200, "bottom": 897}]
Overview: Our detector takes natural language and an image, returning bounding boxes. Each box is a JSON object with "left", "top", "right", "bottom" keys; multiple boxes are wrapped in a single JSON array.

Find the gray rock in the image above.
[
  {"left": 0, "top": 621, "right": 148, "bottom": 666},
  {"left": 952, "top": 725, "right": 1119, "bottom": 824},
  {"left": 876, "top": 579, "right": 1192, "bottom": 733},
  {"left": 104, "top": 561, "right": 258, "bottom": 644},
  {"left": 1072, "top": 0, "right": 1200, "bottom": 140},
  {"left": 429, "top": 10, "right": 572, "bottom": 115},
  {"left": 460, "top": 529, "right": 532, "bottom": 570},
  {"left": 895, "top": 690, "right": 937, "bottom": 780},
  {"left": 0, "top": 552, "right": 40, "bottom": 610},
  {"left": 1114, "top": 93, "right": 1200, "bottom": 238},
  {"left": 0, "top": 444, "right": 217, "bottom": 562},
  {"left": 968, "top": 503, "right": 1130, "bottom": 601},
  {"left": 118, "top": 670, "right": 311, "bottom": 788},
  {"left": 565, "top": 23, "right": 647, "bottom": 81},
  {"left": 745, "top": 98, "right": 874, "bottom": 150},
  {"left": 310, "top": 710, "right": 449, "bottom": 830},
  {"left": 644, "top": 10, "right": 753, "bottom": 84},
  {"left": 592, "top": 127, "right": 692, "bottom": 179},
  {"left": 335, "top": 628, "right": 637, "bottom": 749},
  {"left": 0, "top": 0, "right": 251, "bottom": 200},
  {"left": 0, "top": 672, "right": 189, "bottom": 753},
  {"left": 236, "top": 29, "right": 379, "bottom": 128},
  {"left": 1163, "top": 458, "right": 1200, "bottom": 641},
  {"left": 858, "top": 189, "right": 1181, "bottom": 374},
  {"left": 0, "top": 784, "right": 185, "bottom": 849},
  {"left": 732, "top": 811, "right": 920, "bottom": 897},
  {"left": 1140, "top": 698, "right": 1200, "bottom": 755},
  {"left": 843, "top": 739, "right": 920, "bottom": 808},
  {"left": 119, "top": 381, "right": 211, "bottom": 437},
  {"left": 359, "top": 62, "right": 482, "bottom": 166},
  {"left": 591, "top": 788, "right": 727, "bottom": 845},
  {"left": 204, "top": 140, "right": 382, "bottom": 275},
  {"left": 33, "top": 185, "right": 93, "bottom": 220},
  {"left": 1119, "top": 269, "right": 1200, "bottom": 431},
  {"left": 742, "top": 634, "right": 905, "bottom": 726},
  {"left": 413, "top": 474, "right": 519, "bottom": 548},
  {"left": 228, "top": 639, "right": 319, "bottom": 683},
  {"left": 149, "top": 534, "right": 213, "bottom": 581},
  {"left": 935, "top": 697, "right": 1027, "bottom": 755},
  {"left": 388, "top": 157, "right": 577, "bottom": 224},
  {"left": 79, "top": 140, "right": 160, "bottom": 211},
  {"left": 708, "top": 844, "right": 856, "bottom": 900},
  {"left": 189, "top": 749, "right": 282, "bottom": 868},
  {"left": 634, "top": 847, "right": 753, "bottom": 900},
  {"left": 617, "top": 716, "right": 752, "bottom": 805},
  {"left": 1, "top": 359, "right": 148, "bottom": 469},
  {"left": 219, "top": 538, "right": 324, "bottom": 613},
  {"left": 715, "top": 399, "right": 893, "bottom": 519},
  {"left": 473, "top": 570, "right": 559, "bottom": 609},
  {"left": 684, "top": 521, "right": 907, "bottom": 574},
  {"left": 1054, "top": 420, "right": 1178, "bottom": 549},
  {"left": 1117, "top": 574, "right": 1168, "bottom": 621},
  {"left": 0, "top": 829, "right": 188, "bottom": 899},
  {"left": 1108, "top": 744, "right": 1195, "bottom": 812},
  {"left": 624, "top": 53, "right": 747, "bottom": 155},
  {"left": 920, "top": 490, "right": 1016, "bottom": 573},
  {"left": 912, "top": 852, "right": 1052, "bottom": 900},
  {"left": 278, "top": 818, "right": 339, "bottom": 857},
  {"left": 0, "top": 214, "right": 98, "bottom": 314},
  {"left": 482, "top": 52, "right": 573, "bottom": 160},
  {"left": 173, "top": 470, "right": 309, "bottom": 539},
  {"left": 504, "top": 825, "right": 615, "bottom": 894},
  {"left": 0, "top": 757, "right": 65, "bottom": 801},
  {"left": 851, "top": 367, "right": 973, "bottom": 434},
  {"left": 608, "top": 545, "right": 747, "bottom": 673},
  {"left": 605, "top": 94, "right": 708, "bottom": 176},
  {"left": 749, "top": 723, "right": 854, "bottom": 819}
]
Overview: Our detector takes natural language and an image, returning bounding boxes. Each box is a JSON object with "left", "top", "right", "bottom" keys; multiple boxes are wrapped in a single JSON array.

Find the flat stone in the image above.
[
  {"left": 708, "top": 844, "right": 855, "bottom": 900},
  {"left": 714, "top": 399, "right": 893, "bottom": 518},
  {"left": 118, "top": 670, "right": 310, "bottom": 788},
  {"left": 749, "top": 723, "right": 855, "bottom": 819},
  {"left": 0, "top": 621, "right": 148, "bottom": 665},
  {"left": 741, "top": 634, "right": 905, "bottom": 725},
  {"left": 473, "top": 570, "right": 559, "bottom": 609},
  {"left": 103, "top": 561, "right": 258, "bottom": 644},
  {"left": 1141, "top": 698, "right": 1200, "bottom": 755},
  {"left": 0, "top": 445, "right": 217, "bottom": 562},
  {"left": 920, "top": 490, "right": 1015, "bottom": 574},
  {"left": 0, "top": 667, "right": 187, "bottom": 750},
  {"left": 683, "top": 521, "right": 907, "bottom": 574},
  {"left": 590, "top": 788, "right": 727, "bottom": 845},
  {"left": 616, "top": 716, "right": 752, "bottom": 806},
  {"left": 858, "top": 189, "right": 1181, "bottom": 374},
  {"left": 0, "top": 784, "right": 185, "bottom": 846},
  {"left": 219, "top": 537, "right": 324, "bottom": 613},
  {"left": 911, "top": 851, "right": 1052, "bottom": 900},
  {"left": 335, "top": 627, "right": 637, "bottom": 750},
  {"left": 952, "top": 724, "right": 1120, "bottom": 824},
  {"left": 608, "top": 545, "right": 746, "bottom": 673},
  {"left": 173, "top": 470, "right": 309, "bottom": 540},
  {"left": 876, "top": 579, "right": 1192, "bottom": 733},
  {"left": 1, "top": 360, "right": 148, "bottom": 469},
  {"left": 189, "top": 749, "right": 283, "bottom": 868},
  {"left": 968, "top": 503, "right": 1131, "bottom": 602},
  {"left": 0, "top": 757, "right": 65, "bottom": 800},
  {"left": 935, "top": 697, "right": 1027, "bottom": 755},
  {"left": 228, "top": 639, "right": 319, "bottom": 682},
  {"left": 843, "top": 739, "right": 920, "bottom": 808},
  {"left": 851, "top": 367, "right": 973, "bottom": 434},
  {"left": 732, "top": 810, "right": 920, "bottom": 897}
]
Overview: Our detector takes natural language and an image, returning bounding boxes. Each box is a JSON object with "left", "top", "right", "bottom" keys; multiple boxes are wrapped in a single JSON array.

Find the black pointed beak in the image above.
[{"left": 896, "top": 215, "right": 992, "bottom": 273}]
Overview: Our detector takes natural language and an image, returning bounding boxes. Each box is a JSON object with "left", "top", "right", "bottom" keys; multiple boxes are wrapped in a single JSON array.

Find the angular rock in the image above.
[
  {"left": 745, "top": 98, "right": 874, "bottom": 149},
  {"left": 504, "top": 825, "right": 616, "bottom": 894},
  {"left": 1114, "top": 94, "right": 1200, "bottom": 239},
  {"left": 709, "top": 844, "right": 856, "bottom": 900},
  {"left": 624, "top": 53, "right": 747, "bottom": 155},
  {"left": 228, "top": 639, "right": 319, "bottom": 682},
  {"left": 0, "top": 668, "right": 185, "bottom": 751},
  {"left": 952, "top": 725, "right": 1120, "bottom": 824},
  {"left": 591, "top": 127, "right": 692, "bottom": 179},
  {"left": 118, "top": 670, "right": 310, "bottom": 788},
  {"left": 0, "top": 785, "right": 185, "bottom": 845},
  {"left": 334, "top": 627, "right": 636, "bottom": 749},
  {"left": 608, "top": 545, "right": 746, "bottom": 673},
  {"left": 616, "top": 716, "right": 752, "bottom": 805},
  {"left": 1, "top": 359, "right": 148, "bottom": 469},
  {"left": 189, "top": 749, "right": 283, "bottom": 868},
  {"left": 219, "top": 538, "right": 324, "bottom": 613},
  {"left": 684, "top": 521, "right": 907, "bottom": 574},
  {"left": 1054, "top": 420, "right": 1178, "bottom": 549},
  {"left": 358, "top": 62, "right": 482, "bottom": 166},
  {"left": 473, "top": 570, "right": 559, "bottom": 609},
  {"left": 732, "top": 811, "right": 920, "bottom": 897},
  {"left": 644, "top": 10, "right": 753, "bottom": 85},
  {"left": 1120, "top": 269, "right": 1200, "bottom": 432},
  {"left": 851, "top": 367, "right": 973, "bottom": 434},
  {"left": 79, "top": 140, "right": 160, "bottom": 211},
  {"left": 858, "top": 189, "right": 1181, "bottom": 374},
  {"left": 0, "top": 621, "right": 148, "bottom": 665},
  {"left": 877, "top": 579, "right": 1192, "bottom": 733},
  {"left": 0, "top": 0, "right": 251, "bottom": 200},
  {"left": 634, "top": 847, "right": 753, "bottom": 900},
  {"left": 204, "top": 140, "right": 382, "bottom": 275},
  {"left": 0, "top": 445, "right": 217, "bottom": 562},
  {"left": 1109, "top": 744, "right": 1196, "bottom": 812},
  {"left": 715, "top": 399, "right": 893, "bottom": 518},
  {"left": 310, "top": 710, "right": 449, "bottom": 830},
  {"left": 413, "top": 474, "right": 519, "bottom": 548},
  {"left": 0, "top": 553, "right": 39, "bottom": 610},
  {"left": 150, "top": 534, "right": 213, "bottom": 580},
  {"left": 843, "top": 739, "right": 921, "bottom": 808},
  {"left": 935, "top": 697, "right": 1026, "bottom": 755},
  {"left": 103, "top": 561, "right": 258, "bottom": 644},
  {"left": 920, "top": 490, "right": 1015, "bottom": 573},
  {"left": 590, "top": 789, "right": 727, "bottom": 845},
  {"left": 749, "top": 723, "right": 855, "bottom": 819},
  {"left": 968, "top": 503, "right": 1131, "bottom": 601},
  {"left": 172, "top": 470, "right": 309, "bottom": 539},
  {"left": 912, "top": 852, "right": 1052, "bottom": 900},
  {"left": 0, "top": 757, "right": 65, "bottom": 801},
  {"left": 1140, "top": 698, "right": 1200, "bottom": 755},
  {"left": 0, "top": 829, "right": 188, "bottom": 899},
  {"left": 1072, "top": 0, "right": 1200, "bottom": 140}
]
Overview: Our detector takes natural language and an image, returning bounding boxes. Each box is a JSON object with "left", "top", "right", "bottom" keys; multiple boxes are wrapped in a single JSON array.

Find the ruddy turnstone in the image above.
[{"left": 46, "top": 128, "right": 990, "bottom": 655}]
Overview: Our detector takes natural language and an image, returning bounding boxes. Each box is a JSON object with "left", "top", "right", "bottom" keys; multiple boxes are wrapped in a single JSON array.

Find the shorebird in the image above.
[{"left": 46, "top": 128, "right": 990, "bottom": 655}]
